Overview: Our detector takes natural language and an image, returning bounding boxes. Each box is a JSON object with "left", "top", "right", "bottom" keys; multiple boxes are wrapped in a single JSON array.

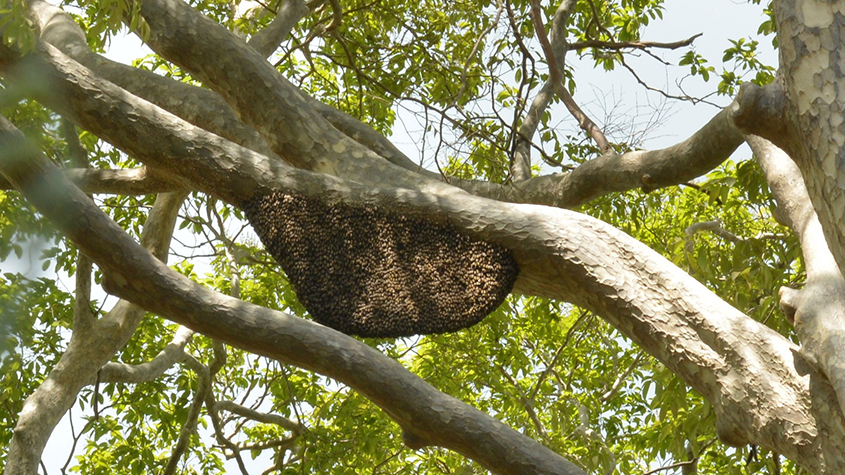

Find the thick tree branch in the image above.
[
  {"left": 478, "top": 104, "right": 745, "bottom": 208},
  {"left": 28, "top": 0, "right": 424, "bottom": 174},
  {"left": 1, "top": 38, "right": 747, "bottom": 241},
  {"left": 133, "top": 0, "right": 431, "bottom": 187},
  {"left": 755, "top": 0, "right": 845, "bottom": 283},
  {"left": 1, "top": 59, "right": 841, "bottom": 470},
  {"left": 0, "top": 116, "right": 588, "bottom": 475},
  {"left": 23, "top": 1, "right": 740, "bottom": 211},
  {"left": 27, "top": 0, "right": 278, "bottom": 160},
  {"left": 748, "top": 136, "right": 845, "bottom": 423},
  {"left": 733, "top": 82, "right": 796, "bottom": 155},
  {"left": 0, "top": 167, "right": 185, "bottom": 195}
]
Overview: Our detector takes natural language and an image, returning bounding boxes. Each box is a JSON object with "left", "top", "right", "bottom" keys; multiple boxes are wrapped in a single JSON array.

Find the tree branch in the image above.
[
  {"left": 509, "top": 0, "right": 577, "bottom": 182},
  {"left": 0, "top": 115, "right": 589, "bottom": 475},
  {"left": 215, "top": 400, "right": 303, "bottom": 434},
  {"left": 98, "top": 326, "right": 195, "bottom": 384},
  {"left": 28, "top": 0, "right": 426, "bottom": 176},
  {"left": 684, "top": 219, "right": 785, "bottom": 245},
  {"left": 748, "top": 136, "right": 845, "bottom": 421},
  {"left": 23, "top": 1, "right": 742, "bottom": 211},
  {"left": 0, "top": 174, "right": 185, "bottom": 475},
  {"left": 246, "top": 0, "right": 310, "bottom": 58},
  {"left": 464, "top": 103, "right": 745, "bottom": 208},
  {"left": 0, "top": 167, "right": 185, "bottom": 195},
  {"left": 569, "top": 33, "right": 703, "bottom": 52},
  {"left": 529, "top": 0, "right": 609, "bottom": 153},
  {"left": 0, "top": 70, "right": 839, "bottom": 468}
]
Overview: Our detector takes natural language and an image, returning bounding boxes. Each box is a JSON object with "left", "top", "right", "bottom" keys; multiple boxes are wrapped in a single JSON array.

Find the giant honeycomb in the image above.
[{"left": 240, "top": 191, "right": 519, "bottom": 338}]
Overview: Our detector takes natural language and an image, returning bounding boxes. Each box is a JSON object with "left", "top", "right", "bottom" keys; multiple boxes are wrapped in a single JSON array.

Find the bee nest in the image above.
[{"left": 240, "top": 192, "right": 519, "bottom": 338}]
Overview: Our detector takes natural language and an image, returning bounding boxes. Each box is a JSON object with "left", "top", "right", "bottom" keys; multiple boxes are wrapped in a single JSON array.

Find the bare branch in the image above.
[
  {"left": 163, "top": 355, "right": 212, "bottom": 475},
  {"left": 215, "top": 400, "right": 303, "bottom": 434},
  {"left": 619, "top": 55, "right": 720, "bottom": 106},
  {"left": 98, "top": 326, "right": 195, "bottom": 384},
  {"left": 0, "top": 167, "right": 185, "bottom": 195},
  {"left": 529, "top": 0, "right": 609, "bottom": 153},
  {"left": 510, "top": 0, "right": 579, "bottom": 182},
  {"left": 569, "top": 33, "right": 703, "bottom": 52},
  {"left": 203, "top": 371, "right": 251, "bottom": 473},
  {"left": 247, "top": 0, "right": 311, "bottom": 58},
  {"left": 684, "top": 219, "right": 785, "bottom": 245},
  {"left": 748, "top": 136, "right": 830, "bottom": 279},
  {"left": 458, "top": 103, "right": 746, "bottom": 208}
]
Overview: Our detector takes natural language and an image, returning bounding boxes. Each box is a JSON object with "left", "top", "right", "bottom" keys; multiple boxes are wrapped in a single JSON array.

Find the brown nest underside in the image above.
[{"left": 241, "top": 192, "right": 519, "bottom": 338}]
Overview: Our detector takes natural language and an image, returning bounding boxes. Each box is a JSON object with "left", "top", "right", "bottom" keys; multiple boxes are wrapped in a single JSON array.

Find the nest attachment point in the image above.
[{"left": 241, "top": 191, "right": 519, "bottom": 338}]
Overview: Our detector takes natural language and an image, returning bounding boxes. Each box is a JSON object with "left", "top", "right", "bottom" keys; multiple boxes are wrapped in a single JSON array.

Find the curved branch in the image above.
[
  {"left": 749, "top": 136, "right": 845, "bottom": 425},
  {"left": 215, "top": 400, "right": 303, "bottom": 434},
  {"left": 246, "top": 0, "right": 311, "bottom": 58},
  {"left": 98, "top": 326, "right": 195, "bottom": 384},
  {"left": 1, "top": 35, "right": 747, "bottom": 229},
  {"left": 29, "top": 0, "right": 423, "bottom": 174},
  {"left": 463, "top": 103, "right": 745, "bottom": 208},
  {"left": 24, "top": 1, "right": 738, "bottom": 211}
]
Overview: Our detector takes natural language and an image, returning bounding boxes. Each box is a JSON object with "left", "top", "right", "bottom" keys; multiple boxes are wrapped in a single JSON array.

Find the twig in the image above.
[
  {"left": 215, "top": 400, "right": 304, "bottom": 434},
  {"left": 570, "top": 33, "right": 703, "bottom": 51},
  {"left": 643, "top": 460, "right": 696, "bottom": 475},
  {"left": 496, "top": 364, "right": 551, "bottom": 441},
  {"left": 599, "top": 351, "right": 644, "bottom": 402},
  {"left": 619, "top": 55, "right": 720, "bottom": 107},
  {"left": 454, "top": 0, "right": 504, "bottom": 106},
  {"left": 529, "top": 0, "right": 610, "bottom": 152},
  {"left": 162, "top": 355, "right": 212, "bottom": 475}
]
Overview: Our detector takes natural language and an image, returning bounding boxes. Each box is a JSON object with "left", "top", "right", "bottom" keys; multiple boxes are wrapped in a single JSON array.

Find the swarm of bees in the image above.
[{"left": 241, "top": 191, "right": 519, "bottom": 338}]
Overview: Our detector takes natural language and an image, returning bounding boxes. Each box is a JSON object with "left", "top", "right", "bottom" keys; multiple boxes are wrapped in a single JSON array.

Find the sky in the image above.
[{"left": 16, "top": 0, "right": 777, "bottom": 473}]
